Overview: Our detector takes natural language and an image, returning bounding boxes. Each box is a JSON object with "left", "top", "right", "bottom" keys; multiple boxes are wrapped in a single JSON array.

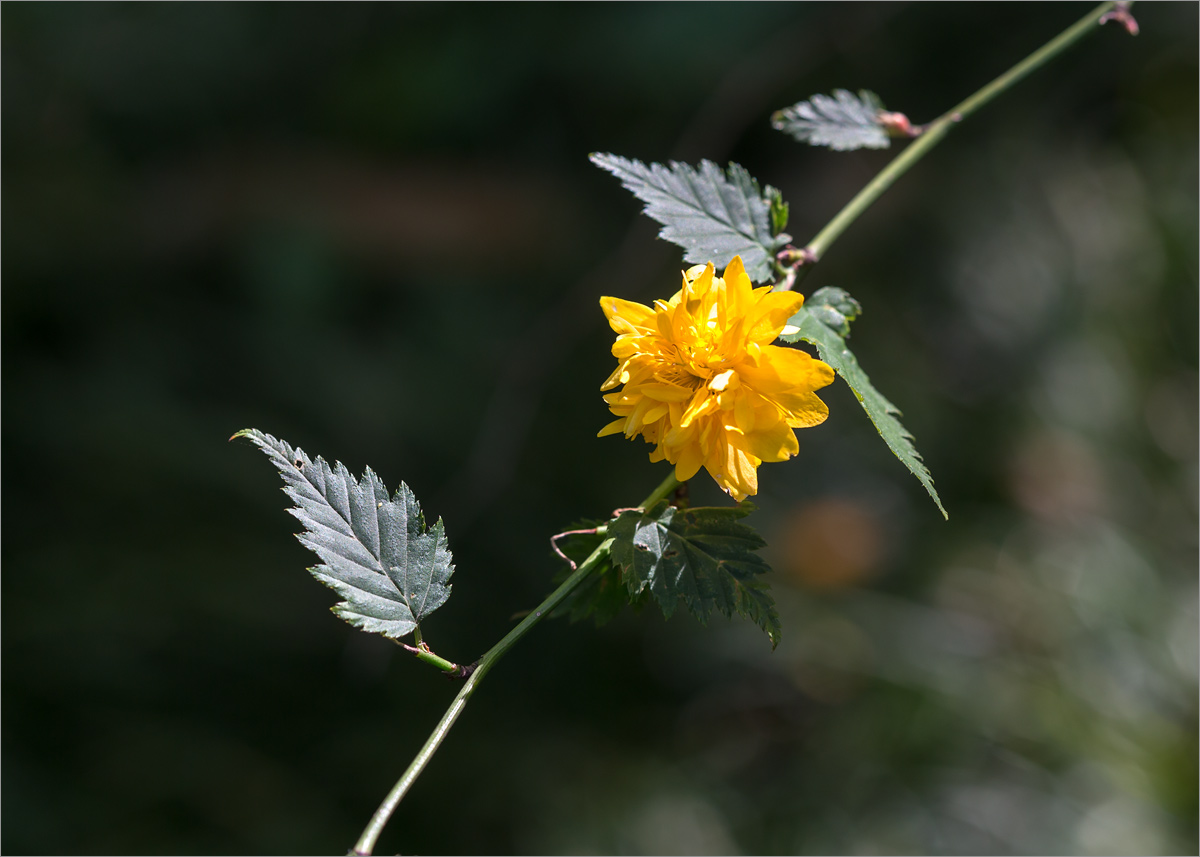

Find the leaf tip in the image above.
[{"left": 229, "top": 428, "right": 257, "bottom": 442}]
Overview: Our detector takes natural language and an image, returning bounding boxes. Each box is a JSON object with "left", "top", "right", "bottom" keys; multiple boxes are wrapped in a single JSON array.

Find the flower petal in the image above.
[
  {"left": 781, "top": 391, "right": 831, "bottom": 428},
  {"left": 738, "top": 344, "right": 834, "bottom": 394},
  {"left": 728, "top": 418, "right": 799, "bottom": 463},
  {"left": 635, "top": 381, "right": 693, "bottom": 402},
  {"left": 747, "top": 290, "right": 804, "bottom": 342},
  {"left": 674, "top": 442, "right": 705, "bottom": 482},
  {"left": 597, "top": 418, "right": 627, "bottom": 438},
  {"left": 600, "top": 296, "right": 656, "bottom": 334}
]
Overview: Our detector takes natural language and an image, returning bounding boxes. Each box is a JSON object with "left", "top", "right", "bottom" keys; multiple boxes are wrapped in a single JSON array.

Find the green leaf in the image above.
[
  {"left": 609, "top": 501, "right": 781, "bottom": 647},
  {"left": 590, "top": 153, "right": 790, "bottom": 283},
  {"left": 766, "top": 184, "right": 790, "bottom": 236},
  {"left": 779, "top": 299, "right": 948, "bottom": 518},
  {"left": 804, "top": 286, "right": 862, "bottom": 338},
  {"left": 234, "top": 429, "right": 456, "bottom": 639},
  {"left": 771, "top": 89, "right": 890, "bottom": 151}
]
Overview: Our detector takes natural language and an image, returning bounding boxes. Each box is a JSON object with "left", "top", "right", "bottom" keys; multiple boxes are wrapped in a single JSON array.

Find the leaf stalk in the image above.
[{"left": 398, "top": 641, "right": 461, "bottom": 674}]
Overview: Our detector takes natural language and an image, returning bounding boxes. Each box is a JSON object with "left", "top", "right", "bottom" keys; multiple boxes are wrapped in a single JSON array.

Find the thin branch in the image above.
[
  {"left": 797, "top": 1, "right": 1125, "bottom": 286},
  {"left": 352, "top": 471, "right": 679, "bottom": 856}
]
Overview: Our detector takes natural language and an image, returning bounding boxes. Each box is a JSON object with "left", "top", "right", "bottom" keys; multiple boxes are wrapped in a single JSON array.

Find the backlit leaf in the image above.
[
  {"left": 771, "top": 89, "right": 890, "bottom": 151},
  {"left": 590, "top": 153, "right": 790, "bottom": 283},
  {"left": 234, "top": 429, "right": 456, "bottom": 639}
]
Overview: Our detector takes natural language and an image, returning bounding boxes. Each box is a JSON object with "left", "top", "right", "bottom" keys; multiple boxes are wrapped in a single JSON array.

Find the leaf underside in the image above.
[
  {"left": 780, "top": 293, "right": 947, "bottom": 518},
  {"left": 235, "top": 429, "right": 455, "bottom": 639},
  {"left": 590, "top": 153, "right": 790, "bottom": 283},
  {"left": 771, "top": 89, "right": 890, "bottom": 151},
  {"left": 609, "top": 502, "right": 781, "bottom": 648}
]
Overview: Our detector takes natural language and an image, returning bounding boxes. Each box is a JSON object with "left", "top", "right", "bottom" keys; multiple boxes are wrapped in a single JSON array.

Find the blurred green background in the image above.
[{"left": 4, "top": 3, "right": 1196, "bottom": 854}]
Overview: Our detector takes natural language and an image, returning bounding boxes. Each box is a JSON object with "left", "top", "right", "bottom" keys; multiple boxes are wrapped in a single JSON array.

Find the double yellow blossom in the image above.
[{"left": 598, "top": 256, "right": 835, "bottom": 502}]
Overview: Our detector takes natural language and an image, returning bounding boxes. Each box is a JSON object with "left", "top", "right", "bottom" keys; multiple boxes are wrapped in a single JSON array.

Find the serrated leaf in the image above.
[
  {"left": 590, "top": 153, "right": 790, "bottom": 283},
  {"left": 235, "top": 429, "right": 456, "bottom": 639},
  {"left": 609, "top": 501, "right": 781, "bottom": 647},
  {"left": 771, "top": 89, "right": 890, "bottom": 151},
  {"left": 804, "top": 286, "right": 862, "bottom": 338},
  {"left": 779, "top": 303, "right": 947, "bottom": 518}
]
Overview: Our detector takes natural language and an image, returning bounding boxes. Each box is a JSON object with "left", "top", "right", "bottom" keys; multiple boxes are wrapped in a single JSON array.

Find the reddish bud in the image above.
[
  {"left": 1100, "top": 4, "right": 1139, "bottom": 36},
  {"left": 878, "top": 111, "right": 915, "bottom": 138}
]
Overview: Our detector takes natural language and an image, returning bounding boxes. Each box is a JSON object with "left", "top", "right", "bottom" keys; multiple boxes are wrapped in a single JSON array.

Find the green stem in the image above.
[
  {"left": 352, "top": 470, "right": 681, "bottom": 856},
  {"left": 399, "top": 642, "right": 460, "bottom": 674},
  {"left": 796, "top": 1, "right": 1121, "bottom": 282},
  {"left": 639, "top": 471, "right": 683, "bottom": 509}
]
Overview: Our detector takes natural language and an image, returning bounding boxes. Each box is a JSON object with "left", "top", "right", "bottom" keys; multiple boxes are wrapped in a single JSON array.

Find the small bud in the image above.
[
  {"left": 1099, "top": 3, "right": 1139, "bottom": 36},
  {"left": 878, "top": 111, "right": 915, "bottom": 138}
]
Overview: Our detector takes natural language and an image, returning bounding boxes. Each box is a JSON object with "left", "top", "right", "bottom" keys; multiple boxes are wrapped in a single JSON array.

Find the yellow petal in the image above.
[
  {"left": 734, "top": 392, "right": 756, "bottom": 432},
  {"left": 637, "top": 382, "right": 695, "bottom": 402},
  {"left": 722, "top": 255, "right": 748, "bottom": 289},
  {"left": 643, "top": 403, "right": 669, "bottom": 424},
  {"left": 747, "top": 291, "right": 804, "bottom": 342},
  {"left": 689, "top": 262, "right": 715, "bottom": 300},
  {"left": 738, "top": 345, "right": 834, "bottom": 394},
  {"left": 600, "top": 361, "right": 630, "bottom": 391},
  {"left": 600, "top": 297, "right": 656, "bottom": 333},
  {"left": 674, "top": 442, "right": 704, "bottom": 482},
  {"left": 721, "top": 256, "right": 754, "bottom": 321},
  {"left": 705, "top": 431, "right": 759, "bottom": 502},
  {"left": 781, "top": 390, "right": 831, "bottom": 428},
  {"left": 597, "top": 418, "right": 627, "bottom": 437},
  {"left": 734, "top": 448, "right": 759, "bottom": 497},
  {"left": 679, "top": 387, "right": 717, "bottom": 428},
  {"left": 664, "top": 421, "right": 697, "bottom": 448},
  {"left": 728, "top": 419, "right": 799, "bottom": 463}
]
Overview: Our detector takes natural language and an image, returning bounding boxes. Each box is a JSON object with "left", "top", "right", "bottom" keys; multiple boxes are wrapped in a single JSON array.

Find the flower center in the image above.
[{"left": 657, "top": 362, "right": 704, "bottom": 390}]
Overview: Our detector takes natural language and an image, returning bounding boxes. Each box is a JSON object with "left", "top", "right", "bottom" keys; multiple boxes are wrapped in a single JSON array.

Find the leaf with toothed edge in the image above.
[
  {"left": 779, "top": 293, "right": 947, "bottom": 519},
  {"left": 590, "top": 153, "right": 791, "bottom": 283},
  {"left": 609, "top": 501, "right": 781, "bottom": 648},
  {"left": 771, "top": 89, "right": 891, "bottom": 151},
  {"left": 233, "top": 429, "right": 455, "bottom": 639}
]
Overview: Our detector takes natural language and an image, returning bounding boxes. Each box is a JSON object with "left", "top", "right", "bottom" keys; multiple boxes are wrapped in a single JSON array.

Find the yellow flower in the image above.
[{"left": 598, "top": 256, "right": 835, "bottom": 502}]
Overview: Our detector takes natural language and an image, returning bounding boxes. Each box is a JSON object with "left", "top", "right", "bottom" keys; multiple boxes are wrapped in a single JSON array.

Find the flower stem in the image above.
[
  {"left": 796, "top": 1, "right": 1124, "bottom": 284},
  {"left": 352, "top": 470, "right": 681, "bottom": 856},
  {"left": 639, "top": 471, "right": 683, "bottom": 509}
]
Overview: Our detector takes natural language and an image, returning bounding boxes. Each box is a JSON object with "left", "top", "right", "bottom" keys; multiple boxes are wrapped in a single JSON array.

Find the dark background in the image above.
[{"left": 4, "top": 3, "right": 1196, "bottom": 854}]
